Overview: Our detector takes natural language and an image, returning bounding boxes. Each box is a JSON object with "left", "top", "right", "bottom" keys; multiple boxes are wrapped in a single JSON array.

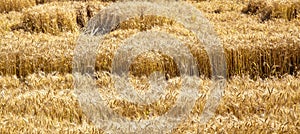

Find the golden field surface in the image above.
[
  {"left": 0, "top": 73, "right": 299, "bottom": 133},
  {"left": 0, "top": 0, "right": 300, "bottom": 133}
]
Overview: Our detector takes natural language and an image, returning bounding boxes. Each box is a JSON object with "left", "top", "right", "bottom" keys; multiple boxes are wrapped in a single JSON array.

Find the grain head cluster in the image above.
[
  {"left": 0, "top": 0, "right": 299, "bottom": 133},
  {"left": 241, "top": 0, "right": 300, "bottom": 21},
  {"left": 17, "top": 1, "right": 108, "bottom": 35},
  {"left": 0, "top": 72, "right": 299, "bottom": 133},
  {"left": 0, "top": 0, "right": 116, "bottom": 13}
]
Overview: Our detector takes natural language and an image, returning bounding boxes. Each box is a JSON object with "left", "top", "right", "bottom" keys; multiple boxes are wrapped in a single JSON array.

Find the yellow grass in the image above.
[
  {"left": 0, "top": 0, "right": 114, "bottom": 13},
  {"left": 241, "top": 0, "right": 300, "bottom": 21},
  {"left": 1, "top": 13, "right": 299, "bottom": 78},
  {"left": 0, "top": 0, "right": 36, "bottom": 13},
  {"left": 19, "top": 1, "right": 107, "bottom": 35},
  {"left": 0, "top": 31, "right": 77, "bottom": 77},
  {"left": 0, "top": 72, "right": 299, "bottom": 133},
  {"left": 0, "top": 0, "right": 300, "bottom": 133}
]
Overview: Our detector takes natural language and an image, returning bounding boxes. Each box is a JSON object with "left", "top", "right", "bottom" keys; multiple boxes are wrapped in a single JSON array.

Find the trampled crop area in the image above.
[{"left": 0, "top": 0, "right": 300, "bottom": 133}]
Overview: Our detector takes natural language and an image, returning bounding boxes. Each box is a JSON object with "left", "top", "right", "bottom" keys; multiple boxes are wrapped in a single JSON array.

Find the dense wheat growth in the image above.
[
  {"left": 0, "top": 72, "right": 299, "bottom": 133},
  {"left": 0, "top": 0, "right": 299, "bottom": 133},
  {"left": 241, "top": 0, "right": 300, "bottom": 21},
  {"left": 0, "top": 0, "right": 114, "bottom": 13}
]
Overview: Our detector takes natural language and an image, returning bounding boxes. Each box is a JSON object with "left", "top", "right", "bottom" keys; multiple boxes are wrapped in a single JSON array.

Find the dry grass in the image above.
[
  {"left": 0, "top": 19, "right": 300, "bottom": 77},
  {"left": 0, "top": 11, "right": 23, "bottom": 34},
  {"left": 241, "top": 0, "right": 300, "bottom": 21},
  {"left": 0, "top": 31, "right": 77, "bottom": 77},
  {"left": 0, "top": 0, "right": 36, "bottom": 13},
  {"left": 1, "top": 15, "right": 299, "bottom": 78},
  {"left": 0, "top": 0, "right": 115, "bottom": 13},
  {"left": 1, "top": 0, "right": 300, "bottom": 133},
  {"left": 0, "top": 72, "right": 299, "bottom": 133},
  {"left": 197, "top": 0, "right": 300, "bottom": 78},
  {"left": 17, "top": 1, "right": 107, "bottom": 35}
]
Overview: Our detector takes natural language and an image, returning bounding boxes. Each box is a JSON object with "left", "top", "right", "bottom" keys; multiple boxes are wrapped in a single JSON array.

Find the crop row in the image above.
[{"left": 0, "top": 72, "right": 299, "bottom": 133}]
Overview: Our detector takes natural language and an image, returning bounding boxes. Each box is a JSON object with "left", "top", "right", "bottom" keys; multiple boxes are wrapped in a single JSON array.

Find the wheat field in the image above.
[{"left": 0, "top": 0, "right": 299, "bottom": 133}]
